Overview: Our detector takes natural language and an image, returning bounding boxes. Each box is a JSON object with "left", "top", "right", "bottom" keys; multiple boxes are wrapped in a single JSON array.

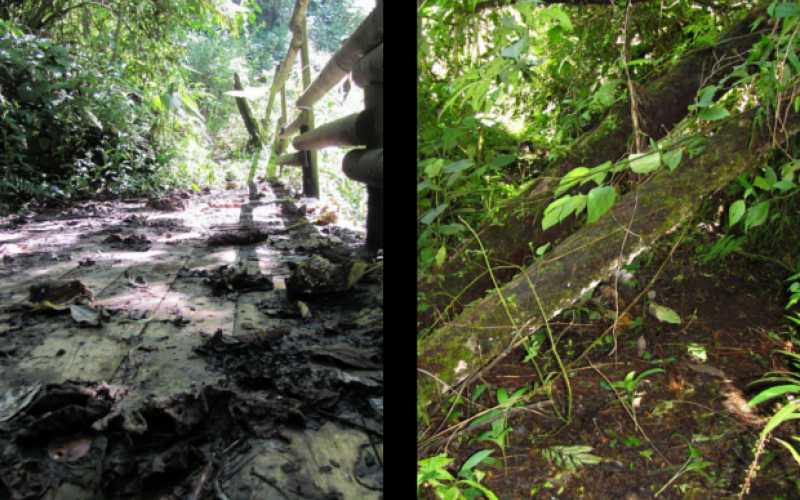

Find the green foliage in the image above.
[
  {"left": 540, "top": 445, "right": 602, "bottom": 473},
  {"left": 417, "top": 452, "right": 499, "bottom": 500},
  {"left": 0, "top": 20, "right": 161, "bottom": 209},
  {"left": 601, "top": 368, "right": 664, "bottom": 403}
]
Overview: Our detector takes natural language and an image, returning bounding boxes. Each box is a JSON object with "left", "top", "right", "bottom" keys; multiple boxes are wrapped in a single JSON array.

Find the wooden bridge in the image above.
[{"left": 236, "top": 0, "right": 384, "bottom": 252}]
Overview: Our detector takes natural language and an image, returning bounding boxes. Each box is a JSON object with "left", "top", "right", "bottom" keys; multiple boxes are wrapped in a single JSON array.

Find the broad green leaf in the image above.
[
  {"left": 774, "top": 2, "right": 800, "bottom": 18},
  {"left": 443, "top": 159, "right": 473, "bottom": 174},
  {"left": 753, "top": 176, "right": 771, "bottom": 191},
  {"left": 501, "top": 39, "right": 526, "bottom": 60},
  {"left": 662, "top": 148, "right": 683, "bottom": 171},
  {"left": 744, "top": 201, "right": 769, "bottom": 230},
  {"left": 629, "top": 152, "right": 661, "bottom": 174},
  {"left": 728, "top": 199, "right": 746, "bottom": 227},
  {"left": 488, "top": 154, "right": 517, "bottom": 169},
  {"left": 542, "top": 194, "right": 586, "bottom": 230},
  {"left": 420, "top": 203, "right": 449, "bottom": 225},
  {"left": 696, "top": 86, "right": 718, "bottom": 108},
  {"left": 586, "top": 186, "right": 616, "bottom": 224},
  {"left": 592, "top": 81, "right": 619, "bottom": 108},
  {"left": 540, "top": 5, "right": 573, "bottom": 31},
  {"left": 555, "top": 167, "right": 590, "bottom": 196},
  {"left": 423, "top": 158, "right": 445, "bottom": 177},
  {"left": 435, "top": 245, "right": 446, "bottom": 267},
  {"left": 773, "top": 179, "right": 796, "bottom": 191},
  {"left": 587, "top": 161, "right": 612, "bottom": 185},
  {"left": 699, "top": 105, "right": 730, "bottom": 121},
  {"left": 648, "top": 302, "right": 681, "bottom": 324}
]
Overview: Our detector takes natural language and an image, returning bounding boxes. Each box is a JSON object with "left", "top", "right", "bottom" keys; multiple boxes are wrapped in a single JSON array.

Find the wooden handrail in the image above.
[{"left": 295, "top": 3, "right": 383, "bottom": 109}]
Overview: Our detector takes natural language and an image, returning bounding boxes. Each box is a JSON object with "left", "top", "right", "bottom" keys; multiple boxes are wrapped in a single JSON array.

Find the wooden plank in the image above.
[
  {"left": 342, "top": 148, "right": 382, "bottom": 186},
  {"left": 352, "top": 43, "right": 383, "bottom": 88},
  {"left": 295, "top": 3, "right": 383, "bottom": 108}
]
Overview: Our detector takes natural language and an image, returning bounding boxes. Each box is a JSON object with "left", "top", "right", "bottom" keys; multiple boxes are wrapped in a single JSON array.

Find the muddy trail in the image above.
[
  {"left": 0, "top": 181, "right": 383, "bottom": 499},
  {"left": 423, "top": 237, "right": 800, "bottom": 499}
]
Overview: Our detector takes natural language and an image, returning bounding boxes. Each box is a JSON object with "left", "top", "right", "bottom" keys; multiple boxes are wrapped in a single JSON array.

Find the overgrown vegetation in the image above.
[
  {"left": 0, "top": 0, "right": 368, "bottom": 223},
  {"left": 418, "top": 0, "right": 800, "bottom": 498}
]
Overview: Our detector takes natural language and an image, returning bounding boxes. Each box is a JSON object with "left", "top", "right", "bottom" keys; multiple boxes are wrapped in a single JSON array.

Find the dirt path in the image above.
[{"left": 0, "top": 182, "right": 383, "bottom": 499}]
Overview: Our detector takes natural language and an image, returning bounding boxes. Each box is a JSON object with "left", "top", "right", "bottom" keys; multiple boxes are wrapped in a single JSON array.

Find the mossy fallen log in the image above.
[
  {"left": 418, "top": 108, "right": 796, "bottom": 418},
  {"left": 418, "top": 6, "right": 768, "bottom": 330}
]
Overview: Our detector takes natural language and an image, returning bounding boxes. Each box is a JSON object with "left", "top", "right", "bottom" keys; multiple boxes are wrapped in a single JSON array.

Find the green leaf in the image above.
[
  {"left": 501, "top": 39, "right": 526, "bottom": 60},
  {"left": 540, "top": 5, "right": 573, "bottom": 31},
  {"left": 774, "top": 2, "right": 800, "bottom": 18},
  {"left": 488, "top": 154, "right": 517, "bottom": 169},
  {"left": 629, "top": 152, "right": 661, "bottom": 174},
  {"left": 763, "top": 402, "right": 800, "bottom": 435},
  {"left": 662, "top": 148, "right": 683, "bottom": 171},
  {"left": 586, "top": 186, "right": 616, "bottom": 224},
  {"left": 592, "top": 81, "right": 619, "bottom": 108},
  {"left": 696, "top": 86, "right": 718, "bottom": 108},
  {"left": 420, "top": 203, "right": 449, "bottom": 225},
  {"left": 435, "top": 245, "right": 447, "bottom": 267},
  {"left": 542, "top": 194, "right": 586, "bottom": 230},
  {"left": 555, "top": 167, "right": 590, "bottom": 196},
  {"left": 458, "top": 449, "right": 494, "bottom": 477},
  {"left": 744, "top": 201, "right": 769, "bottom": 230},
  {"left": 423, "top": 158, "right": 445, "bottom": 177},
  {"left": 438, "top": 224, "right": 465, "bottom": 235},
  {"left": 728, "top": 199, "right": 746, "bottom": 227},
  {"left": 587, "top": 161, "right": 612, "bottom": 185},
  {"left": 748, "top": 384, "right": 800, "bottom": 406},
  {"left": 648, "top": 302, "right": 681, "bottom": 324},
  {"left": 699, "top": 105, "right": 730, "bottom": 121},
  {"left": 775, "top": 438, "right": 800, "bottom": 467},
  {"left": 443, "top": 159, "right": 474, "bottom": 174}
]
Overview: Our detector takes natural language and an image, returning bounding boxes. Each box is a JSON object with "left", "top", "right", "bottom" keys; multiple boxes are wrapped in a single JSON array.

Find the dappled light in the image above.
[
  {"left": 0, "top": 1, "right": 382, "bottom": 498},
  {"left": 418, "top": 1, "right": 800, "bottom": 498}
]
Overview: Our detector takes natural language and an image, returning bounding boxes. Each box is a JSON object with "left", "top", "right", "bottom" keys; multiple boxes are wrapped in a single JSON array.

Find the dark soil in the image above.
[{"left": 423, "top": 235, "right": 800, "bottom": 499}]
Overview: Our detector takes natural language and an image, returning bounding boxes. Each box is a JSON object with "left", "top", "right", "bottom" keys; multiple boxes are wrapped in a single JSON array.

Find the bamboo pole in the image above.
[
  {"left": 296, "top": 3, "right": 383, "bottom": 108},
  {"left": 246, "top": 0, "right": 309, "bottom": 194},
  {"left": 233, "top": 72, "right": 262, "bottom": 151},
  {"left": 299, "top": 14, "right": 319, "bottom": 198}
]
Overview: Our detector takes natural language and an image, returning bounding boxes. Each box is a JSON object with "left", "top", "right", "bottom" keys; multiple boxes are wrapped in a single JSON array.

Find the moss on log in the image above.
[
  {"left": 418, "top": 109, "right": 793, "bottom": 416},
  {"left": 418, "top": 6, "right": 768, "bottom": 331}
]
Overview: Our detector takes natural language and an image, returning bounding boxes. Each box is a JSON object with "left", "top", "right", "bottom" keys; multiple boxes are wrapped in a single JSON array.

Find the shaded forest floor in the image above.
[
  {"left": 425, "top": 227, "right": 800, "bottom": 499},
  {"left": 0, "top": 181, "right": 383, "bottom": 499}
]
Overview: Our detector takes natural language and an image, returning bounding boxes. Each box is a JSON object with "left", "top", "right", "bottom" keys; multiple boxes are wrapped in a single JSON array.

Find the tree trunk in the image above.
[
  {"left": 418, "top": 108, "right": 800, "bottom": 417},
  {"left": 418, "top": 6, "right": 767, "bottom": 331}
]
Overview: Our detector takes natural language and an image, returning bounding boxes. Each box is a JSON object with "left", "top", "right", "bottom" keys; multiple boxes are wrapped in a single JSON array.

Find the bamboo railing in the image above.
[
  {"left": 233, "top": 0, "right": 383, "bottom": 250},
  {"left": 263, "top": 0, "right": 383, "bottom": 251}
]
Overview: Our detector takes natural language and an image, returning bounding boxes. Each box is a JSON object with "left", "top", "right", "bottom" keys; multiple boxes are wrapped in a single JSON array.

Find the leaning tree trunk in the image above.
[
  {"left": 417, "top": 107, "right": 800, "bottom": 418},
  {"left": 418, "top": 6, "right": 768, "bottom": 331}
]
